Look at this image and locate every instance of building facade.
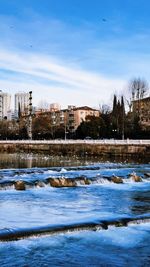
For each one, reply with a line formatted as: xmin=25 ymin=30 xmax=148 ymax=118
xmin=132 ymin=96 xmax=150 ymax=130
xmin=50 ymin=103 xmax=61 ymax=112
xmin=73 ymin=106 xmax=100 ymax=131
xmin=0 ymin=90 xmax=11 ymax=120
xmin=35 ymin=105 xmax=100 ymax=133
xmin=15 ymin=92 xmax=30 ymax=118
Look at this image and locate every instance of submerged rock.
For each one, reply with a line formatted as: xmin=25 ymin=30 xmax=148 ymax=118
xmin=75 ymin=176 xmax=91 ymax=185
xmin=0 ymin=181 xmax=14 ymax=190
xmin=49 ymin=177 xmax=76 ymax=187
xmin=144 ymin=173 xmax=150 ymax=178
xmin=48 ymin=176 xmax=92 ymax=187
xmin=111 ymin=176 xmax=123 ymax=184
xmin=62 ymin=178 xmax=76 ymax=187
xmin=35 ymin=181 xmax=45 ymax=188
xmin=84 ymin=178 xmax=91 ymax=185
xmin=49 ymin=178 xmax=61 ymax=187
xmin=14 ymin=180 xmax=26 ymax=190
xmin=130 ymin=173 xmax=142 ymax=182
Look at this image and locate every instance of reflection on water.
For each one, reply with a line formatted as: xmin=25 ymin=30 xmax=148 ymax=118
xmin=0 ymin=153 xmax=93 ymax=169
xmin=0 ymin=152 xmax=149 ymax=170
xmin=130 ymin=191 xmax=150 ymax=215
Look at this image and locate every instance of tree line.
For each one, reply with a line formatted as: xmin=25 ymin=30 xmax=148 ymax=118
xmin=0 ymin=77 xmax=149 ymax=140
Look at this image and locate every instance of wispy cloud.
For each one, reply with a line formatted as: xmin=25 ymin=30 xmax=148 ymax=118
xmin=0 ymin=48 xmax=125 ymax=108
xmin=0 ymin=11 xmax=150 ymax=109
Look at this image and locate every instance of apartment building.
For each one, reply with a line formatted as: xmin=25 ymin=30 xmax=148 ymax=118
xmin=15 ymin=92 xmax=29 ymax=117
xmin=73 ymin=106 xmax=100 ymax=130
xmin=50 ymin=103 xmax=61 ymax=112
xmin=132 ymin=96 xmax=150 ymax=130
xmin=0 ymin=90 xmax=11 ymax=120
xmin=35 ymin=105 xmax=100 ymax=133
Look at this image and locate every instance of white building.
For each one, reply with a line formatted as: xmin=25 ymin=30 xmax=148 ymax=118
xmin=50 ymin=103 xmax=61 ymax=112
xmin=0 ymin=90 xmax=11 ymax=120
xmin=15 ymin=92 xmax=29 ymax=117
xmin=7 ymin=110 xmax=16 ymax=121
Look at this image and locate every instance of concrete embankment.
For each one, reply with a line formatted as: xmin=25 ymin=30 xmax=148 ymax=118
xmin=0 ymin=140 xmax=150 ymax=159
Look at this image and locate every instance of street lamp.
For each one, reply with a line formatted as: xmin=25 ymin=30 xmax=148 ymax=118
xmin=64 ymin=123 xmax=68 ymax=140
xmin=112 ymin=129 xmax=117 ymax=138
xmin=28 ymin=91 xmax=32 ymax=140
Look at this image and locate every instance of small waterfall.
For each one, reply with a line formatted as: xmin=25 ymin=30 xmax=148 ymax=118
xmin=0 ymin=215 xmax=149 ymax=242
xmin=128 ymin=218 xmax=150 ymax=226
xmin=0 ymin=172 xmax=149 ymax=191
xmin=91 ymin=177 xmax=111 ymax=184
xmin=0 ymin=182 xmax=14 ymax=191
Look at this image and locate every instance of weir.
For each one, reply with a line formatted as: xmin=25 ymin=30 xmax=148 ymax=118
xmin=0 ymin=140 xmax=150 ymax=159
xmin=0 ymin=215 xmax=150 ymax=242
xmin=0 ymin=174 xmax=149 ymax=191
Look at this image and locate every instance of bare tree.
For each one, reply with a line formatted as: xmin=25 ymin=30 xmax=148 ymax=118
xmin=129 ymin=77 xmax=149 ymax=101
xmin=38 ymin=100 xmax=49 ymax=110
xmin=99 ymin=104 xmax=111 ymax=114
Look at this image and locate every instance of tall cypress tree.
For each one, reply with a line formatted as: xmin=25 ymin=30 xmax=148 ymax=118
xmin=112 ymin=95 xmax=126 ymax=139
xmin=111 ymin=95 xmax=119 ymax=138
xmin=112 ymin=94 xmax=117 ymax=114
xmin=18 ymin=102 xmax=21 ymax=119
xmin=120 ymin=96 xmax=125 ymax=139
xmin=121 ymin=96 xmax=125 ymax=116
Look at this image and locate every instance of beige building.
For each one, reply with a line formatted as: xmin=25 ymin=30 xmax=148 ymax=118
xmin=67 ymin=106 xmax=100 ymax=132
xmin=35 ymin=105 xmax=100 ymax=132
xmin=132 ymin=96 xmax=150 ymax=130
xmin=51 ymin=105 xmax=100 ymax=132
xmin=74 ymin=106 xmax=100 ymax=126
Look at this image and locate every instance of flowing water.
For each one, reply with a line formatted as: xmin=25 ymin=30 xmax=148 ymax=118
xmin=0 ymin=153 xmax=150 ymax=267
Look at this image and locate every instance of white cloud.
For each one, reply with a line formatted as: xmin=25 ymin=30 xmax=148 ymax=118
xmin=0 ymin=48 xmax=125 ymax=109
xmin=0 ymin=13 xmax=150 ymax=111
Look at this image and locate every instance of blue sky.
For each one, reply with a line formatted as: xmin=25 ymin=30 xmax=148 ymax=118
xmin=0 ymin=0 xmax=150 ymax=109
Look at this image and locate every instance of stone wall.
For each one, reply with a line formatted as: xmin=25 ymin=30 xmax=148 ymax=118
xmin=0 ymin=142 xmax=149 ymax=159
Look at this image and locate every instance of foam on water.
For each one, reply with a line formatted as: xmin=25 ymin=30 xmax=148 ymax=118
xmin=0 ymin=161 xmax=150 ymax=266
xmin=0 ymin=214 xmax=150 ymax=242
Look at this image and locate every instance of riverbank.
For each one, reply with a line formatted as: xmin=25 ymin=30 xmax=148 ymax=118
xmin=0 ymin=140 xmax=150 ymax=160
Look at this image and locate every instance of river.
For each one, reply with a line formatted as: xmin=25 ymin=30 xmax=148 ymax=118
xmin=0 ymin=153 xmax=150 ymax=267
